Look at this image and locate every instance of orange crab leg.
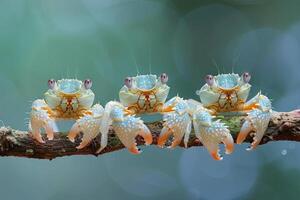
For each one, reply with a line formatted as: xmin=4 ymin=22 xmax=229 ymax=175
xmin=157 ymin=127 xmax=173 ymax=147
xmin=241 ymin=103 xmax=259 ymax=112
xmin=160 ymin=105 xmax=174 ymax=113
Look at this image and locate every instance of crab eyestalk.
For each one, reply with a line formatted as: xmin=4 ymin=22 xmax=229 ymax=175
xmin=84 ymin=79 xmax=92 ymax=89
xmin=124 ymin=77 xmax=133 ymax=89
xmin=242 ymin=72 xmax=251 ymax=83
xmin=205 ymin=75 xmax=214 ymax=86
xmin=160 ymin=73 xmax=168 ymax=84
xmin=48 ymin=79 xmax=56 ymax=89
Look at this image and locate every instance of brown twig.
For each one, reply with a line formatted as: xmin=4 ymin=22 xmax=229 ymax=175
xmin=0 ymin=110 xmax=300 ymax=160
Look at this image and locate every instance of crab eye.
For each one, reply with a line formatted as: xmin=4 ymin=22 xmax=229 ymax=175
xmin=205 ymin=75 xmax=214 ymax=86
xmin=124 ymin=77 xmax=132 ymax=88
xmin=242 ymin=72 xmax=251 ymax=83
xmin=160 ymin=73 xmax=168 ymax=84
xmin=84 ymin=79 xmax=92 ymax=89
xmin=48 ymin=79 xmax=56 ymax=89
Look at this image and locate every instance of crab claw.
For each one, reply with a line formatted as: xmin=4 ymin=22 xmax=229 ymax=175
xmin=237 ymin=94 xmax=272 ymax=150
xmin=97 ymin=101 xmax=152 ymax=154
xmin=197 ymin=121 xmax=233 ymax=160
xmin=113 ymin=117 xmax=152 ymax=154
xmin=68 ymin=104 xmax=104 ymax=149
xmin=157 ymin=111 xmax=191 ymax=148
xmin=29 ymin=99 xmax=57 ymax=143
xmin=193 ymin=109 xmax=234 ymax=160
xmin=158 ymin=97 xmax=192 ymax=149
xmin=237 ymin=109 xmax=271 ymax=150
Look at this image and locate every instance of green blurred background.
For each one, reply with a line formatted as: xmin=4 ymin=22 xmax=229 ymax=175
xmin=0 ymin=0 xmax=300 ymax=199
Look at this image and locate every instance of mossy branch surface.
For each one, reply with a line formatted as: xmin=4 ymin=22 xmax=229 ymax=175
xmin=0 ymin=110 xmax=300 ymax=160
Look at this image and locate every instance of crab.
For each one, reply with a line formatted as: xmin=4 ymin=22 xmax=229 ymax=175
xmin=29 ymin=79 xmax=105 ymax=149
xmin=119 ymin=74 xmax=173 ymax=114
xmin=157 ymin=72 xmax=272 ymax=160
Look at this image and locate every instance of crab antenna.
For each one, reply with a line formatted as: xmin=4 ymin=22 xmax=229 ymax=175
xmin=60 ymin=71 xmax=63 ymax=81
xmin=135 ymin=60 xmax=140 ymax=75
xmin=149 ymin=51 xmax=152 ymax=75
xmin=148 ymin=42 xmax=152 ymax=75
xmin=211 ymin=58 xmax=220 ymax=74
xmin=222 ymin=64 xmax=225 ymax=74
xmin=67 ymin=67 xmax=70 ymax=79
xmin=74 ymin=68 xmax=79 ymax=80
xmin=130 ymin=50 xmax=140 ymax=75
xmin=232 ymin=49 xmax=241 ymax=73
xmin=60 ymin=71 xmax=64 ymax=80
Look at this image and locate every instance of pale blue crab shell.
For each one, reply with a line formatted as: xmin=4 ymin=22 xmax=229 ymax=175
xmin=119 ymin=74 xmax=170 ymax=108
xmin=58 ymin=79 xmax=82 ymax=94
xmin=44 ymin=79 xmax=95 ymax=110
xmin=214 ymin=73 xmax=240 ymax=89
xmin=196 ymin=73 xmax=251 ymax=107
xmin=134 ymin=75 xmax=157 ymax=90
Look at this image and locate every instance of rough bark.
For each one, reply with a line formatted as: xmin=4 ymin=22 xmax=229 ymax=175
xmin=0 ymin=110 xmax=300 ymax=160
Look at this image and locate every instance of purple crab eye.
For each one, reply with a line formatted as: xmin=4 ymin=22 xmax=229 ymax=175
xmin=205 ymin=75 xmax=214 ymax=86
xmin=84 ymin=79 xmax=92 ymax=89
xmin=242 ymin=72 xmax=251 ymax=83
xmin=48 ymin=79 xmax=56 ymax=89
xmin=124 ymin=77 xmax=132 ymax=88
xmin=160 ymin=73 xmax=168 ymax=84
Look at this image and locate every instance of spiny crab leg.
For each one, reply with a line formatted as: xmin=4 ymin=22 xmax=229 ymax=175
xmin=29 ymin=99 xmax=57 ymax=143
xmin=97 ymin=101 xmax=152 ymax=154
xmin=68 ymin=104 xmax=104 ymax=149
xmin=158 ymin=97 xmax=234 ymax=160
xmin=236 ymin=93 xmax=272 ymax=150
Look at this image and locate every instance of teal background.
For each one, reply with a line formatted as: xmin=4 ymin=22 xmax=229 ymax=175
xmin=0 ymin=0 xmax=300 ymax=199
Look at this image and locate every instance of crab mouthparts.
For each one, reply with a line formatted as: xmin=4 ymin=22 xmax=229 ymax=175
xmin=61 ymin=98 xmax=79 ymax=113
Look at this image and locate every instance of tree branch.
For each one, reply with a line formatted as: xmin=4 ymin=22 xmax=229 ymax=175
xmin=0 ymin=110 xmax=300 ymax=160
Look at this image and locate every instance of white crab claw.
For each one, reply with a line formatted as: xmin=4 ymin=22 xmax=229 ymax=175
xmin=199 ymin=124 xmax=233 ymax=161
xmin=96 ymin=101 xmax=152 ymax=154
xmin=237 ymin=94 xmax=272 ymax=150
xmin=67 ymin=104 xmax=103 ymax=149
xmin=113 ymin=116 xmax=152 ymax=154
xmin=29 ymin=99 xmax=57 ymax=143
xmin=237 ymin=108 xmax=271 ymax=150
xmin=193 ymin=109 xmax=234 ymax=161
xmin=158 ymin=97 xmax=192 ymax=149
